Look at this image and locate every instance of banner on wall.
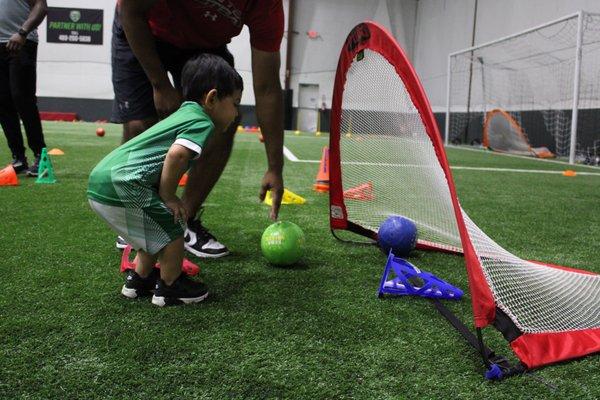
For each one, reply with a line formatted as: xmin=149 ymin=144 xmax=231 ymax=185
xmin=46 ymin=7 xmax=103 ymax=45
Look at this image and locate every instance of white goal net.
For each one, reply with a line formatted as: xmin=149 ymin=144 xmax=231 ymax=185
xmin=446 ymin=11 xmax=600 ymax=164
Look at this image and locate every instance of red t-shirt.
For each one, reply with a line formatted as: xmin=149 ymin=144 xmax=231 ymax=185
xmin=118 ymin=0 xmax=284 ymax=51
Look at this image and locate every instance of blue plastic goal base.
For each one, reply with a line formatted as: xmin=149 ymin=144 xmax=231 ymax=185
xmin=378 ymin=252 xmax=463 ymax=300
xmin=485 ymin=364 xmax=504 ymax=380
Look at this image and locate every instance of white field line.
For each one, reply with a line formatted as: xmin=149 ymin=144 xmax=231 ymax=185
xmin=451 ymin=166 xmax=600 ymax=176
xmin=447 ymin=144 xmax=600 ymax=171
xmin=282 ymin=146 xmax=600 ymax=176
xmin=282 ymin=146 xmax=299 ymax=162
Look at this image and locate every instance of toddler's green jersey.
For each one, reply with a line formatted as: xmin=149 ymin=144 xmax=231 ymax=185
xmin=87 ymin=101 xmax=214 ymax=207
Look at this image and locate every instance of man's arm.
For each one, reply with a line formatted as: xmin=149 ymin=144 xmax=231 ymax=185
xmin=6 ymin=0 xmax=47 ymax=53
xmin=252 ymin=47 xmax=284 ymax=220
xmin=120 ymin=0 xmax=181 ymax=118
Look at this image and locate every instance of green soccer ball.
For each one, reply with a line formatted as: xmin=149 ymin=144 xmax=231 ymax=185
xmin=261 ymin=221 xmax=305 ymax=266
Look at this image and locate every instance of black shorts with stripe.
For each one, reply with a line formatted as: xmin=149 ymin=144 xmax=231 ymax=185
xmin=110 ymin=7 xmax=235 ymax=123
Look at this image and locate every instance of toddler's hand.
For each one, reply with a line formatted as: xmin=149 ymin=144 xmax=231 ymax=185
xmin=164 ymin=197 xmax=188 ymax=224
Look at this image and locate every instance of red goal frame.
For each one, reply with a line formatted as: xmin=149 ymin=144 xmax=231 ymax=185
xmin=328 ymin=21 xmax=600 ymax=370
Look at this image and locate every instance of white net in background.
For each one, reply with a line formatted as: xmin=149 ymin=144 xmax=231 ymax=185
xmin=340 ymin=47 xmax=600 ymax=333
xmin=485 ymin=111 xmax=533 ymax=156
xmin=448 ymin=12 xmax=600 ymax=161
xmin=340 ymin=49 xmax=461 ymax=252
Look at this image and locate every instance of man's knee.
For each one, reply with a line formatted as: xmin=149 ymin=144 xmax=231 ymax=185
xmin=122 ymin=117 xmax=157 ymax=142
xmin=219 ymin=120 xmax=239 ymax=153
xmin=204 ymin=132 xmax=235 ymax=164
xmin=221 ymin=126 xmax=236 ymax=155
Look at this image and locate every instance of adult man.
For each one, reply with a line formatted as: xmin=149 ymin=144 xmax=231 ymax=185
xmin=113 ymin=0 xmax=285 ymax=258
xmin=0 ymin=0 xmax=48 ymax=176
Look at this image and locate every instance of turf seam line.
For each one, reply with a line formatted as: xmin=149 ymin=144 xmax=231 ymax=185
xmin=283 ymin=146 xmax=600 ymax=175
xmin=447 ymin=144 xmax=600 ymax=170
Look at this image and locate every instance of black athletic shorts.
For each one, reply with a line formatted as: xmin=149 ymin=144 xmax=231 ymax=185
xmin=110 ymin=7 xmax=235 ymax=123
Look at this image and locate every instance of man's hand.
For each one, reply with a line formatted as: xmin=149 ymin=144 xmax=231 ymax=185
xmin=7 ymin=0 xmax=47 ymax=54
xmin=6 ymin=33 xmax=26 ymax=53
xmin=153 ymin=84 xmax=182 ymax=119
xmin=164 ymin=196 xmax=188 ymax=223
xmin=259 ymin=169 xmax=284 ymax=220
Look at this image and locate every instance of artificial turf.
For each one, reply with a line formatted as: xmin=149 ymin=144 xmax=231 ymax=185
xmin=0 ymin=121 xmax=598 ymax=399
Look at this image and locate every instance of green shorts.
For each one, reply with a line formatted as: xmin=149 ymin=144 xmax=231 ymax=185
xmin=89 ymin=198 xmax=185 ymax=255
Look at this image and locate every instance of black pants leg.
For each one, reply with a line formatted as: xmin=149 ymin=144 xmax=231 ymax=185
xmin=0 ymin=41 xmax=45 ymax=159
xmin=11 ymin=41 xmax=45 ymax=156
xmin=0 ymin=43 xmax=26 ymax=159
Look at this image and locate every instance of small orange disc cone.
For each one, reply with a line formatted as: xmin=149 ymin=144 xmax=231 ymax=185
xmin=178 ymin=173 xmax=188 ymax=186
xmin=0 ymin=164 xmax=19 ymax=186
xmin=343 ymin=182 xmax=374 ymax=201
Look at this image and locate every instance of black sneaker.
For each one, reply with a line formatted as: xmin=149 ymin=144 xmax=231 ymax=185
xmin=11 ymin=157 xmax=28 ymax=174
xmin=184 ymin=216 xmax=230 ymax=258
xmin=121 ymin=268 xmax=160 ymax=299
xmin=116 ymin=235 xmax=128 ymax=250
xmin=26 ymin=155 xmax=40 ymax=177
xmin=151 ymin=274 xmax=209 ymax=306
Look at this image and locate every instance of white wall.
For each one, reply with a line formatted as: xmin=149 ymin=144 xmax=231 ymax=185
xmin=38 ymin=0 xmax=114 ymax=99
xmin=412 ymin=0 xmax=476 ymax=112
xmin=37 ymin=1 xmax=289 ymax=106
xmin=289 ymin=0 xmax=418 ymax=108
xmin=38 ymin=1 xmax=600 ymax=113
xmin=414 ymin=0 xmax=600 ymax=111
xmin=229 ymin=0 xmax=289 ymax=106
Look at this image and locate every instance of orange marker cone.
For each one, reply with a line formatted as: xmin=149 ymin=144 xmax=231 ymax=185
xmin=343 ymin=182 xmax=374 ymax=201
xmin=313 ymin=146 xmax=329 ymax=192
xmin=48 ymin=148 xmax=65 ymax=155
xmin=263 ymin=188 xmax=306 ymax=206
xmin=120 ymin=245 xmax=200 ymax=276
xmin=0 ymin=164 xmax=19 ymax=186
xmin=562 ymin=170 xmax=577 ymax=177
xmin=178 ymin=173 xmax=188 ymax=186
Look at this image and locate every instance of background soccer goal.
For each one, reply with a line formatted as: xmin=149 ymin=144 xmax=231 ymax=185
xmin=446 ymin=11 xmax=600 ymax=164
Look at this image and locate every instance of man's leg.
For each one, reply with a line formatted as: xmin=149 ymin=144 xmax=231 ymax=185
xmin=9 ymin=41 xmax=47 ymax=175
xmin=0 ymin=44 xmax=27 ymax=171
xmin=122 ymin=117 xmax=158 ymax=143
xmin=171 ymin=46 xmax=237 ymax=258
xmin=111 ymin=6 xmax=158 ymax=143
xmin=182 ymin=121 xmax=237 ymax=215
xmin=181 ymin=120 xmax=238 ymax=258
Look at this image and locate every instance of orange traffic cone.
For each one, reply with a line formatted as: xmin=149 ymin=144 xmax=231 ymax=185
xmin=344 ymin=182 xmax=374 ymax=201
xmin=313 ymin=146 xmax=329 ymax=192
xmin=120 ymin=245 xmax=200 ymax=276
xmin=0 ymin=164 xmax=19 ymax=186
xmin=178 ymin=173 xmax=188 ymax=186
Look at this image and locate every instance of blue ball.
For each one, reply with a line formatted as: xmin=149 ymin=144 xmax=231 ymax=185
xmin=378 ymin=215 xmax=418 ymax=256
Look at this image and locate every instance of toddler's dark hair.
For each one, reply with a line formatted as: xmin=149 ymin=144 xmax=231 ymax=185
xmin=181 ymin=53 xmax=243 ymax=101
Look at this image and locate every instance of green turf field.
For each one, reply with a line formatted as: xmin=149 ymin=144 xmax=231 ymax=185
xmin=0 ymin=122 xmax=598 ymax=399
